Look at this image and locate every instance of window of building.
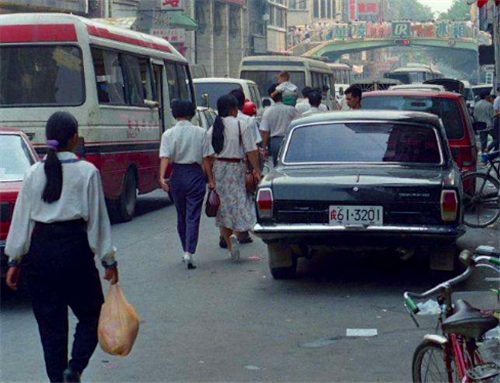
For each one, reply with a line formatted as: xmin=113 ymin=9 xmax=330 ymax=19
xmin=321 ymin=0 xmax=326 ymax=18
xmin=289 ymin=0 xmax=297 ymax=9
xmin=313 ymin=0 xmax=319 ymax=18
xmin=277 ymin=7 xmax=285 ymax=28
xmin=269 ymin=6 xmax=275 ymax=25
xmin=327 ymin=0 xmax=333 ymax=19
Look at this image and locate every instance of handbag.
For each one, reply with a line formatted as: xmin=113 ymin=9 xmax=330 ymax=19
xmin=205 ymin=189 xmax=220 ymax=218
xmin=238 ymin=122 xmax=259 ymax=196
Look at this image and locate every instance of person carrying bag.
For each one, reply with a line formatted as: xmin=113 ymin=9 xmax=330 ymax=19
xmin=5 ymin=112 xmax=118 ymax=383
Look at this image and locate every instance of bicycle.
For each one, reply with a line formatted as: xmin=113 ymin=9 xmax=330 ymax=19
xmin=462 ymin=153 xmax=500 ymax=228
xmin=404 ymin=246 xmax=500 ymax=383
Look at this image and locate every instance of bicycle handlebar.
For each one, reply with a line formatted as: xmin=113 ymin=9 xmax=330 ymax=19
xmin=404 ymin=255 xmax=500 ymax=318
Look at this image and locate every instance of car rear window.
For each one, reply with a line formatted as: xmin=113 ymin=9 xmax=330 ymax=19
xmin=195 ymin=83 xmax=243 ymax=110
xmin=362 ymin=96 xmax=464 ymax=140
xmin=0 ymin=135 xmax=34 ymax=181
xmin=285 ymin=123 xmax=442 ymax=165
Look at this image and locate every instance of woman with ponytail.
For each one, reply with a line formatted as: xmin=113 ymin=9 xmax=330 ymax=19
xmin=5 ymin=112 xmax=118 ymax=383
xmin=206 ymin=95 xmax=262 ymax=261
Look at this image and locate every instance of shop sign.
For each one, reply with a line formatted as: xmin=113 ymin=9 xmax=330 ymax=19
xmin=392 ymin=22 xmax=411 ymax=38
xmin=150 ymin=28 xmax=186 ymax=43
xmin=161 ymin=0 xmax=185 ymax=10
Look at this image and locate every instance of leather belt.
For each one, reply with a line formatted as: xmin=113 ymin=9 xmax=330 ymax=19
xmin=216 ymin=158 xmax=244 ymax=163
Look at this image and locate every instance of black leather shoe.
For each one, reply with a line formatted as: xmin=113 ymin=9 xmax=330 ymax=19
xmin=63 ymin=368 xmax=81 ymax=383
xmin=219 ymin=236 xmax=228 ymax=249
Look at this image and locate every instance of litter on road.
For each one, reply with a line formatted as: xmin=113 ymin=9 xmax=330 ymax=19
xmin=346 ymin=329 xmax=378 ymax=337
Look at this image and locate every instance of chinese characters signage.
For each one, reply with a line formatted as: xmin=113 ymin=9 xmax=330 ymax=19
xmin=150 ymin=28 xmax=186 ymax=43
xmin=161 ymin=0 xmax=185 ymax=10
xmin=349 ymin=0 xmax=358 ymax=21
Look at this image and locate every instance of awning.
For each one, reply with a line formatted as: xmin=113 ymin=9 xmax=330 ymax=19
xmin=167 ymin=11 xmax=198 ymax=31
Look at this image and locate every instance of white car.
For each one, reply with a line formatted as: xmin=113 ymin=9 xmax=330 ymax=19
xmin=194 ymin=78 xmax=263 ymax=120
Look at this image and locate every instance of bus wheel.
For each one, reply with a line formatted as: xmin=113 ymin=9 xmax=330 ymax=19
xmin=114 ymin=169 xmax=137 ymax=222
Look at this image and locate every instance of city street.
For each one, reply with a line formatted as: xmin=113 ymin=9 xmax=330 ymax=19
xmin=2 ymin=191 xmax=498 ymax=383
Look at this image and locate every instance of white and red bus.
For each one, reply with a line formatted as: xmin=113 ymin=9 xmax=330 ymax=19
xmin=0 ymin=13 xmax=196 ymax=221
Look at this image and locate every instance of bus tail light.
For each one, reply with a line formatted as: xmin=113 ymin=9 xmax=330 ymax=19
xmin=257 ymin=188 xmax=273 ymax=219
xmin=441 ymin=190 xmax=458 ymax=222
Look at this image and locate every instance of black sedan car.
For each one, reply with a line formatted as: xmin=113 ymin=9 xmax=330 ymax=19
xmin=254 ymin=111 xmax=465 ymax=279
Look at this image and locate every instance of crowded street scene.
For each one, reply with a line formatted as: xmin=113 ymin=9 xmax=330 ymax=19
xmin=1 ymin=0 xmax=500 ymax=382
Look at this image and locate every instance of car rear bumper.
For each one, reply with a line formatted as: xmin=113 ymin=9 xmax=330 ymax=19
xmin=253 ymin=223 xmax=465 ymax=245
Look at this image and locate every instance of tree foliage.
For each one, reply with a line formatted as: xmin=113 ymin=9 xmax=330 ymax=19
xmin=385 ymin=0 xmax=435 ymax=21
xmin=438 ymin=0 xmax=471 ymax=21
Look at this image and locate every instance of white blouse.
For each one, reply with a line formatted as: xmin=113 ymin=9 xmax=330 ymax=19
xmin=206 ymin=116 xmax=257 ymax=159
xmin=5 ymin=152 xmax=116 ymax=266
xmin=159 ymin=120 xmax=210 ymax=165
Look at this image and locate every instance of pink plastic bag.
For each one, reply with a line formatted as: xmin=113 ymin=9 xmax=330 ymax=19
xmin=98 ymin=284 xmax=139 ymax=357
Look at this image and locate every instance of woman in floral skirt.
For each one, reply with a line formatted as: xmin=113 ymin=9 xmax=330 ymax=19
xmin=206 ymin=95 xmax=262 ymax=261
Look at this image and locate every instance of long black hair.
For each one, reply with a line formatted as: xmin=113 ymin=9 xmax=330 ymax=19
xmin=42 ymin=112 xmax=79 ymax=204
xmin=212 ymin=94 xmax=238 ymax=154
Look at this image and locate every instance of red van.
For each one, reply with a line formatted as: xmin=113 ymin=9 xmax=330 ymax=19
xmin=362 ymin=91 xmax=477 ymax=174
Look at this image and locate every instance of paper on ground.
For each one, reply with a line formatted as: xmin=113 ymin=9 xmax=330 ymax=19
xmin=346 ymin=329 xmax=378 ymax=337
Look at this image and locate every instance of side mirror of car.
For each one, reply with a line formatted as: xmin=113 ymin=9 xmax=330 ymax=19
xmin=262 ymin=99 xmax=272 ymax=108
xmin=473 ymin=121 xmax=487 ymax=132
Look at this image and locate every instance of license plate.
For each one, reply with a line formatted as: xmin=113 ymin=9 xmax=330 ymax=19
xmin=329 ymin=206 xmax=383 ymax=226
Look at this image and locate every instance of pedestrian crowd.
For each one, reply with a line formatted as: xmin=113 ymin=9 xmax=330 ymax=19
xmin=474 ymin=86 xmax=500 ymax=157
xmin=3 ymin=69 xmax=364 ymax=382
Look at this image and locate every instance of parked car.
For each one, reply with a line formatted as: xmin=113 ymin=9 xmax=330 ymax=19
xmin=254 ymin=111 xmax=465 ymax=279
xmin=362 ymin=91 xmax=477 ymax=174
xmin=0 ymin=129 xmax=39 ymax=277
xmin=194 ymin=78 xmax=263 ymax=120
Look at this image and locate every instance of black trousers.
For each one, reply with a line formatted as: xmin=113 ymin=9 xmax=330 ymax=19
xmin=24 ymin=220 xmax=104 ymax=383
xmin=170 ymin=163 xmax=207 ymax=254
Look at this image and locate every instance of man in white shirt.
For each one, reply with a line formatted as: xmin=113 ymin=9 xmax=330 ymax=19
xmin=296 ymin=86 xmax=328 ymax=115
xmin=260 ymin=84 xmax=300 ymax=166
xmin=301 ymin=91 xmax=324 ymax=117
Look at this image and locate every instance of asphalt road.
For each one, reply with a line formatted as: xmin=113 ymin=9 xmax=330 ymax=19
xmin=1 ymin=190 xmax=499 ymax=383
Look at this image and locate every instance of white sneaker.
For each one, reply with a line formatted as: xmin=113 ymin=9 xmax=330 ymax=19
xmin=183 ymin=253 xmax=196 ymax=269
xmin=229 ymin=235 xmax=240 ymax=261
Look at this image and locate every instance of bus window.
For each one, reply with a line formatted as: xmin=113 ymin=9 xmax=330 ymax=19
xmin=122 ymin=55 xmax=149 ymax=106
xmin=240 ymin=70 xmax=306 ymax=97
xmin=165 ymin=62 xmax=180 ymax=102
xmin=176 ymin=64 xmax=191 ymax=102
xmin=1 ymin=45 xmax=85 ymax=107
xmin=91 ymin=48 xmax=126 ymax=105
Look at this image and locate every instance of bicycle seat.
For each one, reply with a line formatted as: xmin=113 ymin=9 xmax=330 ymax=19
xmin=442 ymin=300 xmax=499 ymax=339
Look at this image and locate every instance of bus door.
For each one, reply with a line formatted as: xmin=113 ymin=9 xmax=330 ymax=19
xmin=152 ymin=59 xmax=166 ymax=134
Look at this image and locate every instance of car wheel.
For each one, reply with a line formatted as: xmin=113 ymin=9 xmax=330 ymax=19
xmin=268 ymin=244 xmax=297 ymax=279
xmin=112 ymin=169 xmax=137 ymax=223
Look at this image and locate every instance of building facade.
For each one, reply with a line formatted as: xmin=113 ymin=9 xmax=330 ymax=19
xmin=288 ymin=0 xmax=341 ymax=27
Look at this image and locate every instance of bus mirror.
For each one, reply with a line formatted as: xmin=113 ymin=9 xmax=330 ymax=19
xmin=262 ymin=99 xmax=272 ymax=108
xmin=201 ymin=93 xmax=209 ymax=107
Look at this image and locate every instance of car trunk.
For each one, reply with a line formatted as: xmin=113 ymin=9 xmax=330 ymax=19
xmin=271 ymin=166 xmax=446 ymax=226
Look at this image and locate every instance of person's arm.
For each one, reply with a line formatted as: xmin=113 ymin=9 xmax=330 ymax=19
xmin=158 ymin=131 xmax=172 ymax=192
xmin=202 ymin=131 xmax=215 ymax=189
xmin=260 ymin=111 xmax=270 ymax=153
xmin=87 ymin=170 xmax=118 ymax=284
xmin=159 ymin=157 xmax=170 ymax=193
xmin=5 ymin=171 xmax=35 ymax=290
xmin=247 ymin=150 xmax=262 ymax=182
xmin=203 ymin=156 xmax=215 ymax=189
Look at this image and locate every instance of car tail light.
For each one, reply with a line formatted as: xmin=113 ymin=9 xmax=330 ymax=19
xmin=257 ymin=188 xmax=273 ymax=219
xmin=0 ymin=203 xmax=13 ymax=223
xmin=441 ymin=190 xmax=458 ymax=222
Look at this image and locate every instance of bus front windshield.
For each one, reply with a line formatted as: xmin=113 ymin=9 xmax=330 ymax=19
xmin=240 ymin=70 xmax=306 ymax=98
xmin=0 ymin=46 xmax=85 ymax=107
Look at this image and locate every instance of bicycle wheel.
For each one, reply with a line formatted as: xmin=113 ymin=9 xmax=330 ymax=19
xmin=412 ymin=341 xmax=459 ymax=383
xmin=462 ymin=172 xmax=500 ymax=228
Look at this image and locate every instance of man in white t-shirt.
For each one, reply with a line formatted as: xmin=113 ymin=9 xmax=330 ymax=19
xmin=301 ymin=91 xmax=324 ymax=118
xmin=296 ymin=87 xmax=328 ymax=115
